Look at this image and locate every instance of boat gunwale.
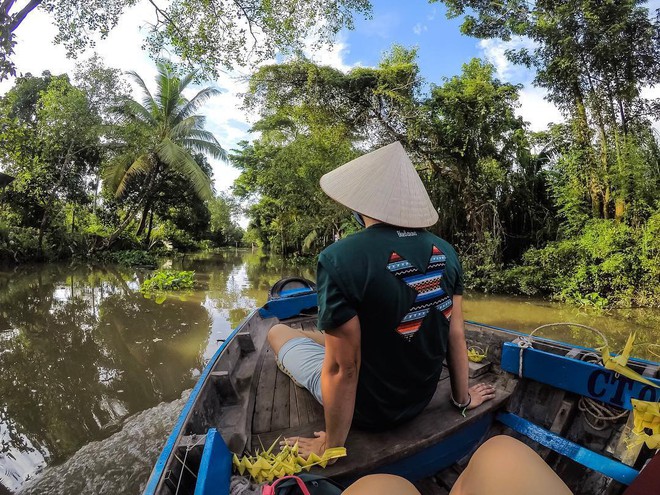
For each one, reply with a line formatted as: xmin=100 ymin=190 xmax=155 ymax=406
xmin=143 ymin=308 xmax=261 ymax=495
xmin=144 ymin=299 xmax=660 ymax=494
xmin=466 ymin=320 xmax=660 ymax=367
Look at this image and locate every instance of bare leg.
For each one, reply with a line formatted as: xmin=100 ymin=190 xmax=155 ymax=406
xmin=267 ymin=323 xmax=325 ymax=355
xmin=343 ymin=475 xmax=420 ymax=495
xmin=450 ymin=436 xmax=572 ymax=495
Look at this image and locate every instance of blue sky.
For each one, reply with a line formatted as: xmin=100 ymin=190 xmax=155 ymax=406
xmin=340 ymin=0 xmax=478 ymax=84
xmin=1 ymin=0 xmax=564 ymax=193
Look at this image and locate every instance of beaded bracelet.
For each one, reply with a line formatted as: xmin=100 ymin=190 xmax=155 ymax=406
xmin=450 ymin=392 xmax=472 ymax=417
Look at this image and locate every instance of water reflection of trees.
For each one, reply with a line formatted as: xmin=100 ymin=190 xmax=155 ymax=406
xmin=0 ymin=250 xmax=318 ymax=492
xmin=174 ymin=250 xmax=314 ymax=328
xmin=0 ymin=264 xmax=210 ymax=479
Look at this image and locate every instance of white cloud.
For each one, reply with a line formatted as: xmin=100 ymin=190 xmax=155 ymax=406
xmin=478 ymin=37 xmax=535 ymax=81
xmin=305 ymin=32 xmax=355 ymax=72
xmin=478 ymin=38 xmax=563 ymax=131
xmin=517 ymin=87 xmax=563 ymax=131
xmin=427 ymin=7 xmax=438 ymax=21
xmin=413 ymin=23 xmax=428 ymax=36
xmin=641 ymin=85 xmax=660 ymax=135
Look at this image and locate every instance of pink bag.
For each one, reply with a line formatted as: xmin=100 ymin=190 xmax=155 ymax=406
xmin=262 ymin=476 xmax=312 ymax=495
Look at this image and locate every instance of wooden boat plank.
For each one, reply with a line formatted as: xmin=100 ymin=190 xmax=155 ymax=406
xmin=299 ymin=320 xmax=318 ymax=332
xmin=289 ymin=379 xmax=301 ymax=428
xmin=414 ymin=477 xmax=450 ymax=495
xmin=271 ymin=367 xmax=291 ymax=431
xmin=293 ymin=378 xmax=316 ymax=425
xmin=253 ymin=347 xmax=279 ymax=434
xmin=257 ymin=372 xmax=512 ymax=479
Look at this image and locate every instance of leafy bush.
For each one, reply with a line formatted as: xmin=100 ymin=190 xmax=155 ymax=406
xmin=110 ymin=250 xmax=158 ymax=267
xmin=459 ymin=233 xmax=513 ymax=293
xmin=0 ymin=210 xmax=42 ymax=262
xmin=506 ymin=218 xmax=660 ymax=307
xmin=140 ymin=270 xmax=195 ymax=292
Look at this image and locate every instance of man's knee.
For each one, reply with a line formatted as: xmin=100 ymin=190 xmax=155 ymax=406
xmin=267 ymin=324 xmax=298 ymax=354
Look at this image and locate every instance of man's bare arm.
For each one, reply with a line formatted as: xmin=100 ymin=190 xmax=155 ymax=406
xmin=447 ymin=295 xmax=470 ymax=404
xmin=322 ymin=315 xmax=361 ymax=449
xmin=282 ymin=315 xmax=360 ymax=456
xmin=446 ymin=295 xmax=496 ymax=409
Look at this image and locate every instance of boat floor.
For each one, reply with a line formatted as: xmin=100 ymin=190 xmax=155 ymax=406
xmin=250 ymin=318 xmax=513 ymax=480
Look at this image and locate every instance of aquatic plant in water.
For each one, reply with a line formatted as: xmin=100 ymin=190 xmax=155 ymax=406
xmin=140 ymin=270 xmax=195 ymax=304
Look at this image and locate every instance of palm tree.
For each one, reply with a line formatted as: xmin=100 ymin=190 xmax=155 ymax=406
xmin=101 ymin=63 xmax=226 ymax=248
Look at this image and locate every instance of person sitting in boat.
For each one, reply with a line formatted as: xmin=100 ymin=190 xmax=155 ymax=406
xmin=267 ymin=141 xmax=496 ymax=457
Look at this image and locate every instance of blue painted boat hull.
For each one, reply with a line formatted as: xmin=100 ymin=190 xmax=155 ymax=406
xmin=145 ymin=290 xmax=660 ymax=495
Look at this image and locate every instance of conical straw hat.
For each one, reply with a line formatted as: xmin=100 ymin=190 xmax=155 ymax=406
xmin=320 ymin=141 xmax=438 ymax=228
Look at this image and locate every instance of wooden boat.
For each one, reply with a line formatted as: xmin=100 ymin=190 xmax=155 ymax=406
xmin=144 ymin=278 xmax=660 ymax=495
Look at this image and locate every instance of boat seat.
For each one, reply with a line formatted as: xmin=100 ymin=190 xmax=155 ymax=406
xmin=497 ymin=412 xmax=638 ymax=485
xmin=251 ymin=320 xmax=513 ymax=482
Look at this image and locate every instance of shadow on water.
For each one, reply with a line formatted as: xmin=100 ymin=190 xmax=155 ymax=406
xmin=0 ymin=250 xmax=656 ymax=494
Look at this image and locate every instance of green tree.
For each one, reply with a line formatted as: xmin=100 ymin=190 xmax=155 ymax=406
xmin=423 ymin=59 xmax=551 ymax=258
xmin=1 ymin=0 xmax=371 ymax=80
xmin=0 ymin=72 xmax=102 ymax=257
xmin=433 ymin=0 xmax=660 ymax=223
xmin=242 ymin=51 xmax=549 ymax=265
xmin=208 ymin=193 xmax=243 ymax=247
xmin=101 ymin=63 xmax=225 ymax=249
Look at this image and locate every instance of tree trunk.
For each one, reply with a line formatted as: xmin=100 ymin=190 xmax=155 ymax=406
xmin=615 ymin=199 xmax=625 ymax=221
xmin=136 ymin=200 xmax=151 ymax=237
xmin=97 ymin=167 xmax=159 ymax=252
xmin=145 ymin=210 xmax=155 ymax=247
xmin=38 ymin=144 xmax=74 ymax=258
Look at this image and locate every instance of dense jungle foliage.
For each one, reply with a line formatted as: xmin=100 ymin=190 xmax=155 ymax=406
xmin=3 ymin=0 xmax=660 ymax=308
xmin=234 ymin=0 xmax=660 ymax=308
xmin=0 ymin=59 xmax=243 ymax=262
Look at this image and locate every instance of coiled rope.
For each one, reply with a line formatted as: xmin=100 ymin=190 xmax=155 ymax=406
xmin=516 ymin=322 xmax=609 ymax=378
xmin=577 ymin=352 xmax=628 ymax=430
xmin=517 ymin=323 xmax=626 ymax=430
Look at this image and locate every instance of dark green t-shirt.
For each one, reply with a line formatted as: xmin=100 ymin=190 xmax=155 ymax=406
xmin=317 ymin=223 xmax=464 ymax=430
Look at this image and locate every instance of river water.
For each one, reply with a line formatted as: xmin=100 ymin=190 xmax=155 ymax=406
xmin=0 ymin=250 xmax=658 ymax=494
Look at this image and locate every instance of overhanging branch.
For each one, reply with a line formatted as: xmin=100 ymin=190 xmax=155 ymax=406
xmin=8 ymin=0 xmax=41 ymax=32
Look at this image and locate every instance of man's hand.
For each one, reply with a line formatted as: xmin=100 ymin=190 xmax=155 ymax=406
xmin=281 ymin=431 xmax=327 ymax=457
xmin=467 ymin=382 xmax=496 ymax=410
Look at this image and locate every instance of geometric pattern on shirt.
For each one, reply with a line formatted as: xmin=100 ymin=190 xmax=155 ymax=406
xmin=386 ymin=244 xmax=453 ymax=341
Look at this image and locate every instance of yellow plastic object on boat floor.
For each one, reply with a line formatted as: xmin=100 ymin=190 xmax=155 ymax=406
xmin=628 ymin=399 xmax=660 ymax=450
xmin=468 ymin=346 xmax=487 ymax=363
xmin=233 ymin=438 xmax=347 ymax=483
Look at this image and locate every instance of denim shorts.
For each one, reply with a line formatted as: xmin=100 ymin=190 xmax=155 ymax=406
xmin=277 ymin=337 xmax=324 ymax=404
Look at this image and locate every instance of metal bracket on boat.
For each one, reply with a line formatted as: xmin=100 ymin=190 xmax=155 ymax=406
xmin=211 ymin=370 xmax=239 ymax=405
xmin=237 ymin=332 xmax=256 ymax=354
